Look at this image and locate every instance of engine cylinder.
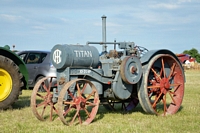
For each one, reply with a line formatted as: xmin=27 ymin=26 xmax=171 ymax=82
xmin=51 ymin=44 xmax=99 ymax=69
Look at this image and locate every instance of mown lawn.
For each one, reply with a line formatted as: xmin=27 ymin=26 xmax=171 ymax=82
xmin=0 ymin=70 xmax=199 ymax=133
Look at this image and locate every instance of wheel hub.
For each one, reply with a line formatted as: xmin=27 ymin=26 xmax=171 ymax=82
xmin=80 ymin=101 xmax=86 ymax=108
xmin=74 ymin=97 xmax=86 ymax=108
xmin=160 ymin=78 xmax=170 ymax=94
xmin=0 ymin=68 xmax=12 ymax=101
xmin=47 ymin=93 xmax=53 ymax=103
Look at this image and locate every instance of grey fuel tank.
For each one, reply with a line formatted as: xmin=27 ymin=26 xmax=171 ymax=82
xmin=51 ymin=44 xmax=99 ymax=69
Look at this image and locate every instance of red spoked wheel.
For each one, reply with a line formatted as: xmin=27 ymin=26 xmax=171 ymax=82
xmin=57 ymin=79 xmax=99 ymax=126
xmin=138 ymin=54 xmax=185 ymax=115
xmin=31 ymin=76 xmax=58 ymax=121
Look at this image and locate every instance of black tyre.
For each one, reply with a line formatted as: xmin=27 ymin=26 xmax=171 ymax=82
xmin=0 ymin=55 xmax=23 ymax=109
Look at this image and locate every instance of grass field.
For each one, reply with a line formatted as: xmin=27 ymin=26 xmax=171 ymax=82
xmin=0 ymin=70 xmax=199 ymax=133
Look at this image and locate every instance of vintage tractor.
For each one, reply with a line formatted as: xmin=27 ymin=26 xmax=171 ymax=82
xmin=31 ymin=16 xmax=185 ymax=125
xmin=0 ymin=45 xmax=28 ymax=109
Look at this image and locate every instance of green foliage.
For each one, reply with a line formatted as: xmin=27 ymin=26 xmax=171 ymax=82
xmin=183 ymin=48 xmax=200 ymax=62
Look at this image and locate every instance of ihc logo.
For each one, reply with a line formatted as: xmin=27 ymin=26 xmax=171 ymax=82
xmin=53 ymin=49 xmax=62 ymax=64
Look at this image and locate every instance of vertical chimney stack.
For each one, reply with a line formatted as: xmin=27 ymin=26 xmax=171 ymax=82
xmin=101 ymin=15 xmax=107 ymax=52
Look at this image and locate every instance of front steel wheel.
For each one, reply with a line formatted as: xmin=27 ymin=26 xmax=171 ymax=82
xmin=57 ymin=79 xmax=99 ymax=126
xmin=138 ymin=54 xmax=184 ymax=115
xmin=31 ymin=76 xmax=57 ymax=121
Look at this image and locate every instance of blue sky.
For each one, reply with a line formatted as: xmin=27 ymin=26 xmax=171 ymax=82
xmin=0 ymin=0 xmax=199 ymax=54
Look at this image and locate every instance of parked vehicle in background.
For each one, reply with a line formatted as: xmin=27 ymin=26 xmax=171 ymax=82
xmin=176 ymin=53 xmax=196 ymax=64
xmin=17 ymin=50 xmax=57 ymax=91
xmin=176 ymin=53 xmax=197 ymax=69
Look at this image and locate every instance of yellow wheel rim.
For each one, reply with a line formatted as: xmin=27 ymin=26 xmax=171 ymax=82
xmin=0 ymin=68 xmax=12 ymax=101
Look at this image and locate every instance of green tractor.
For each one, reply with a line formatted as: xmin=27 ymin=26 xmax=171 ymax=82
xmin=0 ymin=45 xmax=28 ymax=109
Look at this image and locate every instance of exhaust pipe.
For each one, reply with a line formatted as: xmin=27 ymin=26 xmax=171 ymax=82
xmin=101 ymin=15 xmax=107 ymax=52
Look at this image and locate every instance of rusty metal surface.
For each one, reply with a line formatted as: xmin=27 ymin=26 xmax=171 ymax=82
xmin=57 ymin=79 xmax=99 ymax=125
xmin=31 ymin=16 xmax=185 ymax=125
xmin=137 ymin=54 xmax=184 ymax=115
xmin=31 ymin=76 xmax=58 ymax=121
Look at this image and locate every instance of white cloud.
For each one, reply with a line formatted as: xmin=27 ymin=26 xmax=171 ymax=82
xmin=178 ymin=0 xmax=192 ymax=4
xmin=150 ymin=3 xmax=179 ymax=9
xmin=138 ymin=11 xmax=193 ymax=25
xmin=0 ymin=0 xmax=199 ymax=53
xmin=60 ymin=18 xmax=71 ymax=23
xmin=32 ymin=26 xmax=46 ymax=30
xmin=0 ymin=14 xmax=23 ymax=22
xmin=149 ymin=0 xmax=194 ymax=10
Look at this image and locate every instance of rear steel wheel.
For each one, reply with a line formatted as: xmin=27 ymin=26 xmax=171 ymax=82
xmin=57 ymin=79 xmax=99 ymax=126
xmin=31 ymin=76 xmax=57 ymax=121
xmin=138 ymin=54 xmax=184 ymax=115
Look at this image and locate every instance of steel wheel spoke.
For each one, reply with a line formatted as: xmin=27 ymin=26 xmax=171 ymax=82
xmin=41 ymin=105 xmax=47 ymax=117
xmin=151 ymin=68 xmax=161 ymax=80
xmin=171 ymin=83 xmax=181 ymax=94
xmin=81 ymin=83 xmax=88 ymax=94
xmin=169 ymin=91 xmax=176 ymax=105
xmin=170 ymin=83 xmax=181 ymax=87
xmin=147 ymin=85 xmax=160 ymax=89
xmin=53 ymin=105 xmax=58 ymax=113
xmin=48 ymin=77 xmax=53 ymax=92
xmin=162 ymin=94 xmax=167 ymax=116
xmin=42 ymin=82 xmax=49 ymax=92
xmin=84 ymin=108 xmax=90 ymax=117
xmin=76 ymin=82 xmax=81 ymax=96
xmin=169 ymin=90 xmax=175 ymax=95
xmin=63 ymin=107 xmax=72 ymax=117
xmin=86 ymin=90 xmax=95 ymax=100
xmin=77 ymin=113 xmax=82 ymax=124
xmin=67 ymin=90 xmax=75 ymax=100
xmin=50 ymin=103 xmax=54 ymax=121
xmin=70 ymin=109 xmax=79 ymax=125
xmin=152 ymin=95 xmax=158 ymax=105
xmin=161 ymin=57 xmax=166 ymax=78
xmin=168 ymin=63 xmax=176 ymax=80
xmin=159 ymin=67 xmax=163 ymax=78
xmin=86 ymin=101 xmax=97 ymax=107
xmin=63 ymin=101 xmax=76 ymax=105
xmin=36 ymin=93 xmax=45 ymax=99
xmin=152 ymin=91 xmax=163 ymax=108
xmin=36 ymin=101 xmax=46 ymax=108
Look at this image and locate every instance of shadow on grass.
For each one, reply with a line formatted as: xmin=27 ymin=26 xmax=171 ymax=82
xmin=97 ymin=103 xmax=146 ymax=115
xmin=6 ymin=93 xmax=184 ymax=125
xmin=97 ymin=103 xmax=184 ymax=116
xmin=12 ymin=96 xmax=31 ymax=109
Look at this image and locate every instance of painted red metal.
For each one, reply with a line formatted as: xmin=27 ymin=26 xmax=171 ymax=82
xmin=57 ymin=79 xmax=99 ymax=125
xmin=138 ymin=54 xmax=184 ymax=115
xmin=31 ymin=76 xmax=58 ymax=121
